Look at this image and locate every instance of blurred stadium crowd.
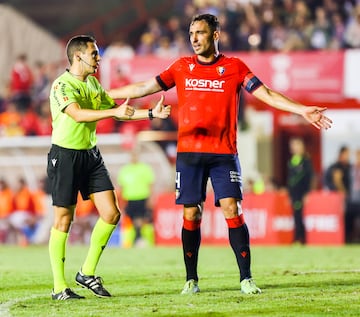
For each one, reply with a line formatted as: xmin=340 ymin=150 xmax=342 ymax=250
xmin=1 ymin=0 xmax=360 ymax=245
xmin=136 ymin=0 xmax=360 ymax=55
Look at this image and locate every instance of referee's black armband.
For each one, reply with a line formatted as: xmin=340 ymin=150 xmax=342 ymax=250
xmin=148 ymin=108 xmax=154 ymax=120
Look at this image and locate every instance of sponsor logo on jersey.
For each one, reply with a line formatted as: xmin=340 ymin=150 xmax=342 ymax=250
xmin=185 ymin=78 xmax=225 ymax=92
xmin=189 ymin=63 xmax=195 ymax=72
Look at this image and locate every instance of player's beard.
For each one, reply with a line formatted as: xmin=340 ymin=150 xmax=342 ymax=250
xmin=194 ymin=44 xmax=216 ymax=60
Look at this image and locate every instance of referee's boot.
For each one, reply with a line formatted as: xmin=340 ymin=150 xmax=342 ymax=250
xmin=75 ymin=270 xmax=111 ymax=297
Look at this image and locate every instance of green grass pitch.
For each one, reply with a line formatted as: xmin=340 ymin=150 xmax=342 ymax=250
xmin=0 ymin=244 xmax=359 ymax=317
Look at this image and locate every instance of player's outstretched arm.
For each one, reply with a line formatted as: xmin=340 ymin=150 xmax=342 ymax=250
xmin=107 ymin=78 xmax=162 ymax=99
xmin=252 ymin=84 xmax=333 ymax=130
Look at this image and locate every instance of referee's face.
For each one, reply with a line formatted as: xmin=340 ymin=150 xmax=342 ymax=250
xmin=189 ymin=20 xmax=218 ymax=59
xmin=78 ymin=42 xmax=100 ymax=74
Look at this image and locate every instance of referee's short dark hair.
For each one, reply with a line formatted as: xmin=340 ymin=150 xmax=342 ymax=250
xmin=66 ymin=35 xmax=96 ymax=64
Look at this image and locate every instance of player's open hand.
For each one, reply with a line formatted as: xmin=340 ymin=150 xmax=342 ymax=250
xmin=302 ymin=106 xmax=332 ymax=130
xmin=114 ymin=97 xmax=135 ymax=120
xmin=152 ymin=95 xmax=171 ymax=119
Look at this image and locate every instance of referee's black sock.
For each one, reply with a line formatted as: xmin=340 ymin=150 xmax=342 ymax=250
xmin=182 ymin=218 xmax=201 ymax=281
xmin=227 ymin=215 xmax=252 ymax=281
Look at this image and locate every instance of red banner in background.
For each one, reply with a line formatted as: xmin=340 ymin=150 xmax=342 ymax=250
xmin=103 ymin=51 xmax=345 ymax=106
xmin=242 ymin=191 xmax=294 ymax=244
xmin=153 ymin=191 xmax=344 ymax=246
xmin=239 ymin=51 xmax=344 ymax=104
xmin=303 ymin=191 xmax=345 ymax=245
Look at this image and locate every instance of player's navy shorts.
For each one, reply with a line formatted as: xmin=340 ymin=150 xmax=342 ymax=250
xmin=47 ymin=144 xmax=114 ymax=207
xmin=175 ymin=152 xmax=243 ymax=207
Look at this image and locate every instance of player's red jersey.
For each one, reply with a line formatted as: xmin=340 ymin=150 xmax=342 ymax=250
xmin=157 ymin=54 xmax=262 ymax=154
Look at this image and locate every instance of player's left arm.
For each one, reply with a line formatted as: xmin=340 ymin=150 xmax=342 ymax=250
xmin=252 ymin=84 xmax=333 ymax=130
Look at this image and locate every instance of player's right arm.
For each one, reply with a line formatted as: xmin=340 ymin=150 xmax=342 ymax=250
xmin=107 ymin=77 xmax=162 ymax=99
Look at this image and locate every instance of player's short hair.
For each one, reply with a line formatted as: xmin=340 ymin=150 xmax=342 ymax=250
xmin=66 ymin=35 xmax=96 ymax=64
xmin=191 ymin=14 xmax=220 ymax=33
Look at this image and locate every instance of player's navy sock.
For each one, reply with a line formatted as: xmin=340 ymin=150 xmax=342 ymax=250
xmin=226 ymin=215 xmax=252 ymax=281
xmin=181 ymin=218 xmax=201 ymax=281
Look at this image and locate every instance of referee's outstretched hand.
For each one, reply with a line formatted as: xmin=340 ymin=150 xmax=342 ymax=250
xmin=115 ymin=97 xmax=135 ymax=120
xmin=153 ymin=95 xmax=171 ymax=119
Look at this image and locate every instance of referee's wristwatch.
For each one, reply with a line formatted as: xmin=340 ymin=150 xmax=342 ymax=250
xmin=148 ymin=108 xmax=154 ymax=120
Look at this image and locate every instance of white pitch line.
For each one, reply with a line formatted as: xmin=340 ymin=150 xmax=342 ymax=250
xmin=0 ymin=295 xmax=42 ymax=317
xmin=290 ymin=269 xmax=360 ymax=275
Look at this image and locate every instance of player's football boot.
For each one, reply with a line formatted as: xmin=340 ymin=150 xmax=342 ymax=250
xmin=51 ymin=288 xmax=85 ymax=300
xmin=75 ymin=270 xmax=111 ymax=297
xmin=240 ymin=278 xmax=261 ymax=294
xmin=181 ymin=279 xmax=200 ymax=295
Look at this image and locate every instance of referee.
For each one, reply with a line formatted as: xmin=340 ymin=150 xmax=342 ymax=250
xmin=47 ymin=35 xmax=171 ymax=300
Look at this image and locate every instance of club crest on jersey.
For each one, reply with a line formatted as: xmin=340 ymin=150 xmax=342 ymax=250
xmin=189 ymin=64 xmax=195 ymax=72
xmin=217 ymin=66 xmax=225 ymax=76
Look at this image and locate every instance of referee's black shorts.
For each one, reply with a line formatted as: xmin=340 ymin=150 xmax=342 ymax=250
xmin=125 ymin=199 xmax=148 ymax=220
xmin=47 ymin=144 xmax=114 ymax=207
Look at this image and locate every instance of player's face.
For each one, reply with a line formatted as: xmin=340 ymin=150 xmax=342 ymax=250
xmin=189 ymin=20 xmax=218 ymax=59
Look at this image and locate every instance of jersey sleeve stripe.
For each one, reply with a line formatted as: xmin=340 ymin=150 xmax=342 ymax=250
xmin=156 ymin=75 xmax=170 ymax=91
